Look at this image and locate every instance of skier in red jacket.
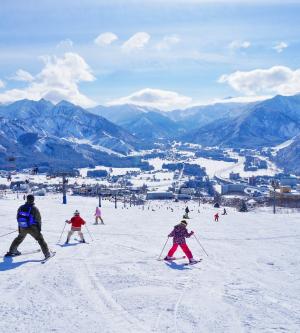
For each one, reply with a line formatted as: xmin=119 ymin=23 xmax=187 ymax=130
xmin=164 ymin=220 xmax=198 ymax=264
xmin=65 ymin=210 xmax=86 ymax=244
xmin=214 ymin=213 xmax=219 ymax=222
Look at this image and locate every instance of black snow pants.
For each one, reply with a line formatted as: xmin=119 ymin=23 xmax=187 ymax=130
xmin=9 ymin=225 xmax=50 ymax=256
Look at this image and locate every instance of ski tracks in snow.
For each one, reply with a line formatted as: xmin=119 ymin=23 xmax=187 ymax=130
xmin=152 ymin=263 xmax=200 ymax=333
xmin=74 ymin=244 xmax=150 ymax=333
xmin=173 ymin=273 xmax=195 ymax=333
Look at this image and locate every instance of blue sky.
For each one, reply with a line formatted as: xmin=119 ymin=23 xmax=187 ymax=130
xmin=0 ymin=0 xmax=300 ymax=110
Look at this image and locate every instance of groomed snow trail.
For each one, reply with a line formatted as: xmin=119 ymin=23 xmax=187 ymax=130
xmin=0 ymin=195 xmax=300 ymax=333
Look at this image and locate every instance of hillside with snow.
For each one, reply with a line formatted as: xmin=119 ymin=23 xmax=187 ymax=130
xmin=275 ymin=135 xmax=300 ymax=175
xmin=0 ymin=195 xmax=299 ymax=333
xmin=0 ymin=99 xmax=141 ymax=171
xmin=182 ymin=94 xmax=300 ymax=148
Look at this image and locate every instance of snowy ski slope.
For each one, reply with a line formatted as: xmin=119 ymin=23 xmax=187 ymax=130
xmin=0 ymin=195 xmax=299 ymax=333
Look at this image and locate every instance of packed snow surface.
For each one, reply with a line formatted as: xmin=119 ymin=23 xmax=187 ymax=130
xmin=0 ymin=195 xmax=300 ymax=333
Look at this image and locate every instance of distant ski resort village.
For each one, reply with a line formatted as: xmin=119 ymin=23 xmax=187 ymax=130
xmin=1 ymin=139 xmax=300 ymax=211
xmin=1 ymin=1 xmax=300 ymax=333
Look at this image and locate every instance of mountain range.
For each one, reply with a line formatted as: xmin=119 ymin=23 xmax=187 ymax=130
xmin=0 ymin=99 xmax=145 ymax=171
xmin=89 ymin=104 xmax=182 ymax=142
xmin=181 ymin=94 xmax=300 ymax=148
xmin=1 ymin=94 xmax=300 ymax=173
xmin=90 ymin=95 xmax=300 ymax=149
xmin=168 ymin=102 xmax=251 ymax=130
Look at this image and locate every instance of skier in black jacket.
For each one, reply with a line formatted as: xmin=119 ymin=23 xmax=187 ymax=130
xmin=5 ymin=194 xmax=50 ymax=259
xmin=183 ymin=206 xmax=190 ymax=219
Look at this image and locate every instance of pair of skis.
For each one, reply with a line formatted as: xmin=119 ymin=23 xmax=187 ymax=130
xmin=3 ymin=236 xmax=89 ymax=264
xmin=60 ymin=239 xmax=89 ymax=246
xmin=158 ymin=256 xmax=202 ymax=265
xmin=2 ymin=249 xmax=56 ymax=264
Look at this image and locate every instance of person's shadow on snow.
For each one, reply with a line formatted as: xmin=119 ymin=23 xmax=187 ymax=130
xmin=165 ymin=261 xmax=191 ymax=270
xmin=0 ymin=256 xmax=41 ymax=271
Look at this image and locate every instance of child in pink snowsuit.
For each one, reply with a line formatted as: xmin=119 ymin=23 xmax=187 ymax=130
xmin=94 ymin=206 xmax=104 ymax=225
xmin=165 ymin=220 xmax=197 ymax=264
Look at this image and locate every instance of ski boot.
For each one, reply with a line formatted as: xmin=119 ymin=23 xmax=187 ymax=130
xmin=44 ymin=252 xmax=51 ymax=260
xmin=5 ymin=250 xmax=21 ymax=257
xmin=189 ymin=258 xmax=199 ymax=265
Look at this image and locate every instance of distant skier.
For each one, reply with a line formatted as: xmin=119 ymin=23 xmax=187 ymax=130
xmin=164 ymin=220 xmax=198 ymax=264
xmin=94 ymin=206 xmax=104 ymax=225
xmin=214 ymin=213 xmax=219 ymax=222
xmin=222 ymin=208 xmax=227 ymax=215
xmin=65 ymin=210 xmax=86 ymax=244
xmin=5 ymin=194 xmax=51 ymax=259
xmin=183 ymin=206 xmax=190 ymax=219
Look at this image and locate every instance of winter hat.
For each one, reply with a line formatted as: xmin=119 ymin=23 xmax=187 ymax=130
xmin=74 ymin=210 xmax=80 ymax=215
xmin=26 ymin=194 xmax=35 ymax=204
xmin=181 ymin=220 xmax=188 ymax=226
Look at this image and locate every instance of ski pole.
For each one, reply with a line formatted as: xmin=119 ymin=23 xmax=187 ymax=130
xmin=57 ymin=221 xmax=67 ymax=244
xmin=85 ymin=224 xmax=94 ymax=241
xmin=157 ymin=237 xmax=169 ymax=260
xmin=0 ymin=230 xmax=17 ymax=238
xmin=194 ymin=234 xmax=209 ymax=257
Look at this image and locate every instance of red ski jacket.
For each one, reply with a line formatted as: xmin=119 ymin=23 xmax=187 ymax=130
xmin=68 ymin=216 xmax=85 ymax=228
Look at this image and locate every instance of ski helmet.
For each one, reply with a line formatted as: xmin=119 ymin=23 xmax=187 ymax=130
xmin=181 ymin=220 xmax=188 ymax=226
xmin=74 ymin=210 xmax=80 ymax=215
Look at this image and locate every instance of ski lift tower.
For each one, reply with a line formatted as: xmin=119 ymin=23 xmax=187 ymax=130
xmin=271 ymin=179 xmax=280 ymax=214
xmin=55 ymin=172 xmax=69 ymax=204
xmin=96 ymin=184 xmax=102 ymax=207
xmin=62 ymin=174 xmax=68 ymax=204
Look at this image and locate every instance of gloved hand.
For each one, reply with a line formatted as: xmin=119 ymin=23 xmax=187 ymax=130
xmin=190 ymin=231 xmax=194 ymax=235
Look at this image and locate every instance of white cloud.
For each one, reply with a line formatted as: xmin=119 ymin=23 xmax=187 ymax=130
xmin=122 ymin=32 xmax=151 ymax=52
xmin=273 ymin=41 xmax=288 ymax=53
xmin=156 ymin=35 xmax=181 ymax=51
xmin=94 ymin=32 xmax=118 ymax=46
xmin=108 ymin=88 xmax=192 ymax=111
xmin=228 ymin=40 xmax=251 ymax=50
xmin=0 ymin=53 xmax=96 ymax=107
xmin=219 ymin=66 xmax=300 ymax=96
xmin=56 ymin=38 xmax=74 ymax=49
xmin=211 ymin=95 xmax=271 ymax=105
xmin=0 ymin=79 xmax=5 ymax=88
xmin=11 ymin=69 xmax=34 ymax=82
xmin=186 ymin=94 xmax=271 ymax=109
